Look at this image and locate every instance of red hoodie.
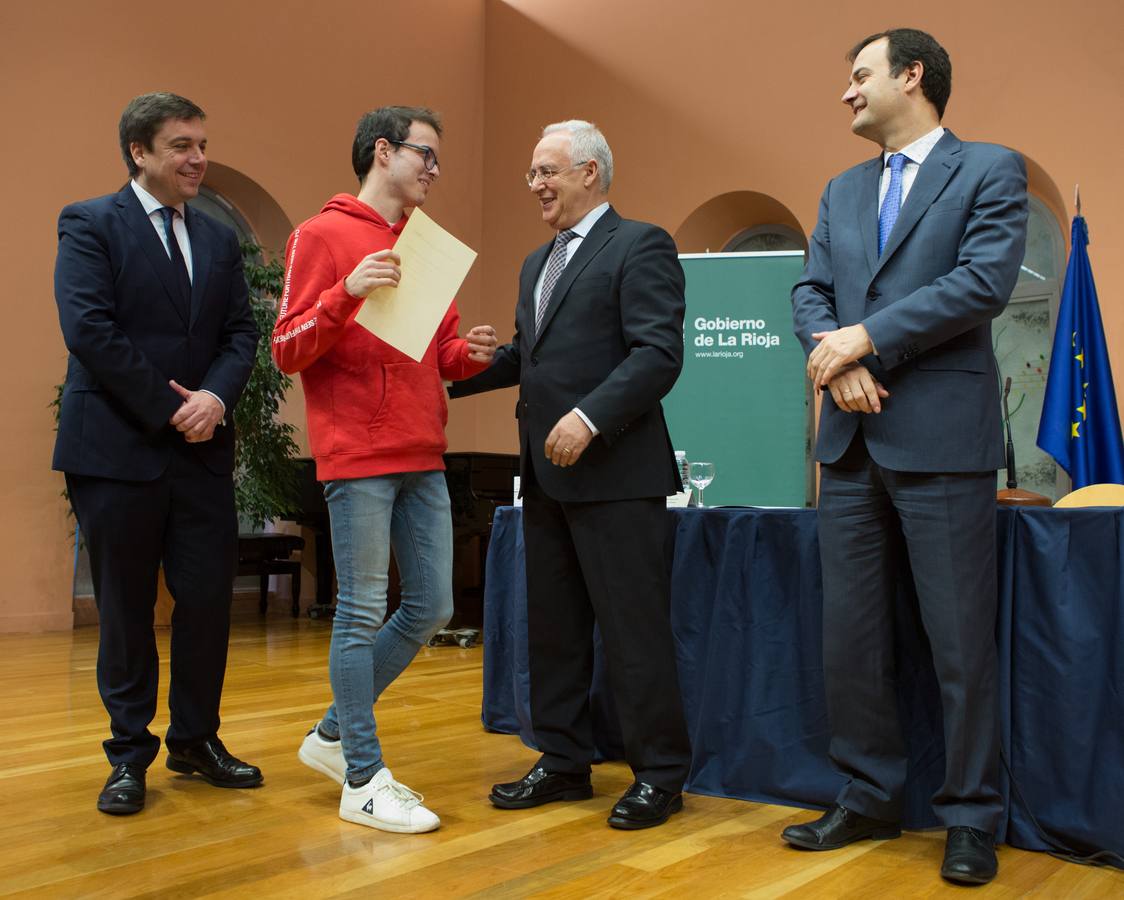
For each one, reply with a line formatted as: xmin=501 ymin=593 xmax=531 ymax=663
xmin=272 ymin=194 xmax=487 ymax=481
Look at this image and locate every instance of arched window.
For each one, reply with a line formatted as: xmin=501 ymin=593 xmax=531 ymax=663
xmin=992 ymin=196 xmax=1067 ymax=499
xmin=188 ymin=185 xmax=256 ymax=243
xmin=723 ymin=223 xmax=806 ymax=254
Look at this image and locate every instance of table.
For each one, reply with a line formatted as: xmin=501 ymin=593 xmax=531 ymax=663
xmin=481 ymin=506 xmax=1123 ymax=858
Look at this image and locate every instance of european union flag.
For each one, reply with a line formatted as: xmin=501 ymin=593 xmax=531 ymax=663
xmin=1037 ymin=216 xmax=1124 ymax=488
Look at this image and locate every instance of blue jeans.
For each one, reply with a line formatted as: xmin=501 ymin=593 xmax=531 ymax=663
xmin=318 ymin=471 xmax=454 ymax=783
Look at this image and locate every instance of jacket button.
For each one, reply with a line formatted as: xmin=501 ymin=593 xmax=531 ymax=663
xmin=866 ymin=288 xmax=879 ymax=301
xmin=530 ymin=356 xmax=539 ymax=367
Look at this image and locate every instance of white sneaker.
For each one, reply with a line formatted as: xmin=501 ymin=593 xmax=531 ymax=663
xmin=298 ymin=725 xmax=345 ymax=785
xmin=339 ymin=767 xmax=441 ymax=833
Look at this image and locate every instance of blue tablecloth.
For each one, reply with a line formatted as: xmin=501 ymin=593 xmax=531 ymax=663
xmin=481 ymin=505 xmax=1123 ymax=858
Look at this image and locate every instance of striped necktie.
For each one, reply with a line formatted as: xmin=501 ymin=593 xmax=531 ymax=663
xmin=535 ymin=229 xmax=577 ymax=335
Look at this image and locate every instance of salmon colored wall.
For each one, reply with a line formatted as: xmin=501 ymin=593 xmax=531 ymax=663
xmin=467 ymin=0 xmax=1124 ymax=460
xmin=1 ymin=0 xmax=486 ymax=632
xmin=5 ymin=0 xmax=1123 ymax=631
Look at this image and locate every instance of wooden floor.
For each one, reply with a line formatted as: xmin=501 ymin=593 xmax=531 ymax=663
xmin=0 ymin=606 xmax=1119 ymax=899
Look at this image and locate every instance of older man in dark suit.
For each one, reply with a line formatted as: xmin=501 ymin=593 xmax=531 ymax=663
xmin=785 ymin=30 xmax=1027 ymax=884
xmin=452 ymin=120 xmax=691 ymax=829
xmin=54 ymin=92 xmax=260 ymax=815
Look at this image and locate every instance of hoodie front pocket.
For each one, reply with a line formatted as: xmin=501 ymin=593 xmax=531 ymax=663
xmin=368 ymin=363 xmax=448 ymax=451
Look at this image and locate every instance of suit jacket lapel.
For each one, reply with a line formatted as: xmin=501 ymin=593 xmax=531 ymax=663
xmin=874 ymin=131 xmax=961 ymax=278
xmin=859 ymin=156 xmax=882 ymax=274
xmin=184 ymin=205 xmax=212 ymax=328
xmin=533 ymin=207 xmax=619 ymax=346
xmin=115 ymin=186 xmax=189 ymax=326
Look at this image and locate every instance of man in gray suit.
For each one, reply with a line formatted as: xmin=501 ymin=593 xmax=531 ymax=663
xmin=785 ymin=29 xmax=1027 ymax=885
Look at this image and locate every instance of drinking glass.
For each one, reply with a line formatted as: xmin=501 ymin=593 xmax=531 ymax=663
xmin=688 ymin=462 xmax=715 ymax=508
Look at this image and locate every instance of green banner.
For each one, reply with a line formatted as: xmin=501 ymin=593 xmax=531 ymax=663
xmin=664 ymin=252 xmax=811 ymax=507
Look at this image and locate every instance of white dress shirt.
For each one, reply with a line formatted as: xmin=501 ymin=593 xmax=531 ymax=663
xmin=130 ymin=180 xmax=194 ymax=282
xmin=533 ymin=202 xmax=611 ymax=435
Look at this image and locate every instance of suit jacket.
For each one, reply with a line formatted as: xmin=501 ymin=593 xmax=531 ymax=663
xmin=792 ymin=131 xmax=1028 ymax=473
xmin=53 ymin=185 xmax=258 ymax=480
xmin=451 ymin=206 xmax=685 ymax=502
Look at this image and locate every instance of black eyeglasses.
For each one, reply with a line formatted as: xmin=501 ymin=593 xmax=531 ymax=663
xmin=389 ymin=140 xmax=439 ymax=172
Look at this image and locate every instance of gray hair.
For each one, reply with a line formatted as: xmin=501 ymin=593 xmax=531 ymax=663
xmin=542 ymin=120 xmax=613 ymax=191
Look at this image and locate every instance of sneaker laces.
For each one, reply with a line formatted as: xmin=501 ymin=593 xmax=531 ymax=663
xmin=376 ymin=775 xmax=424 ymax=809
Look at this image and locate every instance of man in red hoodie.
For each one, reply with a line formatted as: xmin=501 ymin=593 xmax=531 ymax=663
xmin=272 ymin=106 xmax=496 ymax=833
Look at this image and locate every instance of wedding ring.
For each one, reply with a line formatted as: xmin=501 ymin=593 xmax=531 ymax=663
xmin=562 ymin=448 xmax=572 ymax=454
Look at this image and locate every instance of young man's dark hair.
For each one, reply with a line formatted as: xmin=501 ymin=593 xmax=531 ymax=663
xmin=848 ymin=28 xmax=952 ymax=119
xmin=351 ymin=106 xmax=443 ymax=184
xmin=118 ymin=92 xmax=206 ymax=177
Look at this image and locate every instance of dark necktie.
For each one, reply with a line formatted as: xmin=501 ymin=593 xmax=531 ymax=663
xmin=878 ymin=153 xmax=909 ymax=255
xmin=535 ymin=229 xmax=577 ymax=335
xmin=159 ymin=206 xmax=192 ymax=308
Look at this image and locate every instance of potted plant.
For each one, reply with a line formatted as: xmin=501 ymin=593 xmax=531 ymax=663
xmin=235 ymin=242 xmax=301 ymax=529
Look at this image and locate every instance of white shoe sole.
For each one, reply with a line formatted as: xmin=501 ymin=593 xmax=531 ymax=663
xmin=298 ymin=742 xmax=345 ymax=786
xmin=338 ymin=806 xmax=440 ymax=833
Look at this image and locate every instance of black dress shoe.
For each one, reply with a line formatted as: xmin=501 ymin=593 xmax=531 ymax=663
xmin=98 ymin=763 xmax=146 ymax=815
xmin=490 ymin=766 xmax=592 ymax=809
xmin=607 ymin=781 xmax=683 ymax=830
xmin=166 ymin=737 xmax=263 ymax=788
xmin=782 ymin=804 xmax=901 ymax=850
xmin=941 ymin=826 xmax=997 ymax=885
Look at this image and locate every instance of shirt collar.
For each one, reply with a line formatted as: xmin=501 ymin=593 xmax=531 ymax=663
xmin=130 ymin=179 xmax=185 ymax=216
xmin=884 ymin=126 xmax=945 ymax=167
xmin=568 ymin=201 xmax=610 ymax=238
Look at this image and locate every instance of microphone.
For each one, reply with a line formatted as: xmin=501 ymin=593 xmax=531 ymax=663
xmin=1002 ymin=376 xmax=1017 ymax=489
xmin=996 ymin=376 xmax=1050 ymax=506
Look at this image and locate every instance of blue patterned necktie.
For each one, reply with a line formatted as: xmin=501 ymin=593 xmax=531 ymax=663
xmin=878 ymin=153 xmax=909 ymax=255
xmin=159 ymin=206 xmax=192 ymax=307
xmin=535 ymin=229 xmax=577 ymax=335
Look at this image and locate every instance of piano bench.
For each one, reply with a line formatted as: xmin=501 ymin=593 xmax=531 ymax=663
xmin=237 ymin=533 xmax=305 ymax=618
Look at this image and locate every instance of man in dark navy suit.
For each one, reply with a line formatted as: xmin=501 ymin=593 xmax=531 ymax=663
xmin=452 ymin=120 xmax=691 ymax=829
xmin=785 ymin=30 xmax=1027 ymax=884
xmin=53 ymin=92 xmax=260 ymax=814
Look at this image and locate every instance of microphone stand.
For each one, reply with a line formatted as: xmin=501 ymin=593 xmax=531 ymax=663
xmin=996 ymin=376 xmax=1051 ymax=507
